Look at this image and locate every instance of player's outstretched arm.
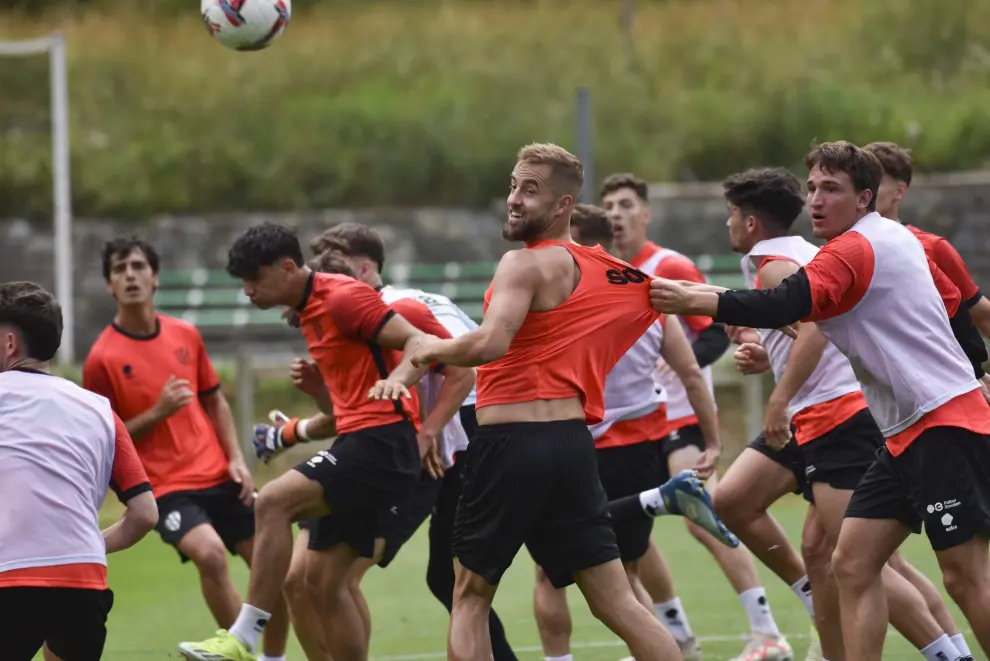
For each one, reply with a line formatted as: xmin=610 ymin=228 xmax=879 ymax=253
xmin=757 ymin=260 xmax=830 ymax=449
xmin=411 ymin=250 xmax=539 ymax=368
xmin=371 ymin=314 xmax=436 ymax=396
xmin=103 ymin=491 xmax=157 ymax=554
xmin=659 ymin=316 xmax=721 ymax=479
xmin=105 ymin=414 xmax=157 ymax=553
xmin=968 ymin=295 xmax=990 ymax=339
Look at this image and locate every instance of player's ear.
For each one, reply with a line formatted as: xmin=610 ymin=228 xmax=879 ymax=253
xmin=895 ymin=181 xmax=907 ymax=202
xmin=857 ymin=188 xmax=873 ymax=211
xmin=152 ymin=271 xmax=160 ymax=293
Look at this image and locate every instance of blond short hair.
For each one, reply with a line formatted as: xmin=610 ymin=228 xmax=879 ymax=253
xmin=516 ymin=143 xmax=584 ymax=197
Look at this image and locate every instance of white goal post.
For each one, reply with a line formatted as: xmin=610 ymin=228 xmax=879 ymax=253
xmin=0 ymin=34 xmax=74 ymax=364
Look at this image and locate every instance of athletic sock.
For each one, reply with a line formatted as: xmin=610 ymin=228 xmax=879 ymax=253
xmin=739 ymin=587 xmax=781 ymax=637
xmin=607 ymin=493 xmax=651 ymax=524
xmin=789 ymin=575 xmax=815 ymax=618
xmin=654 ymin=597 xmax=694 ymax=642
xmin=229 ymin=603 xmax=271 ymax=654
xmin=639 ymin=488 xmax=667 ymax=516
xmin=260 ymin=656 xmax=286 ymax=661
xmin=920 ymin=634 xmax=961 ymax=661
xmin=950 ymin=634 xmax=972 ymax=658
xmin=546 ymin=655 xmax=573 ymax=661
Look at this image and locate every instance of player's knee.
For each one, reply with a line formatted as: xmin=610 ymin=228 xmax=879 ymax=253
xmin=830 ymin=540 xmax=872 ymax=590
xmin=801 ymin=519 xmax=831 ymax=571
xmin=189 ymin=538 xmax=230 ymax=579
xmin=284 ymin=557 xmax=310 ymax=606
xmin=939 ymin=553 xmax=986 ymax=604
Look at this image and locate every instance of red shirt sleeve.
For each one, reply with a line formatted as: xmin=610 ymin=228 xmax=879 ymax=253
xmin=325 ymin=279 xmax=395 ymax=341
xmin=109 ymin=411 xmax=152 ymax=502
xmin=82 ymin=352 xmax=118 ymax=410
xmin=802 ymin=232 xmax=875 ymax=322
xmin=927 ymin=256 xmax=961 ymax=318
xmin=192 ymin=327 xmax=221 ymax=395
xmin=928 ymin=238 xmax=979 ymax=302
xmin=654 ymin=256 xmax=713 ymax=333
xmin=389 ymin=299 xmax=454 ymax=339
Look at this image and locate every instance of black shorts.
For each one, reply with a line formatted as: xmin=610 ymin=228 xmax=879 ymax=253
xmin=846 ymin=426 xmax=990 ymax=551
xmin=294 ymin=420 xmax=420 ymax=559
xmin=802 ymin=408 xmax=883 ymax=494
xmin=0 ymin=586 xmax=113 ymax=661
xmin=155 ymin=480 xmax=255 ymax=562
xmin=308 ymin=469 xmax=441 ymax=567
xmin=596 ymin=440 xmax=662 ymax=562
xmin=658 ymin=424 xmax=707 ymax=482
xmin=452 ymin=420 xmax=619 ymax=590
xmin=748 ymin=426 xmax=809 ymax=502
xmin=459 ymin=405 xmax=478 ymax=440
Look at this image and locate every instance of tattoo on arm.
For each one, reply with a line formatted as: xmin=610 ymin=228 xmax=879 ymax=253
xmin=504 ymin=321 xmax=519 ymax=339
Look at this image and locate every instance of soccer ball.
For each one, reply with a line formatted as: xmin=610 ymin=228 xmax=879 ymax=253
xmin=201 ymin=0 xmax=291 ymax=52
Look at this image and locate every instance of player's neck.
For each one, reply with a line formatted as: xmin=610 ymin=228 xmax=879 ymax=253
xmin=614 ymin=236 xmax=648 ymax=262
xmin=288 ymin=267 xmax=314 ymax=309
xmin=114 ymin=304 xmax=157 ymax=337
xmin=3 ymin=356 xmax=49 ymax=374
xmin=524 ymin=225 xmax=575 ymax=248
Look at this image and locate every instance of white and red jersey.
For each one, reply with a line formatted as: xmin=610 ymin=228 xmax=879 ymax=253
xmin=630 ymin=242 xmax=717 ymax=429
xmin=742 ymin=236 xmax=867 ymax=443
xmin=0 ymin=369 xmax=150 ymax=590
xmin=380 ymin=284 xmax=476 ymax=467
xmin=589 ymin=317 xmax=670 ymax=448
xmin=801 ymin=212 xmax=990 ymax=454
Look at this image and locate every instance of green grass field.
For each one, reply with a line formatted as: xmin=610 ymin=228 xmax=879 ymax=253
xmin=65 ymin=495 xmax=985 ymax=661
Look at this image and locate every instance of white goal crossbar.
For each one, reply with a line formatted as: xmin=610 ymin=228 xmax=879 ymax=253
xmin=0 ymin=34 xmax=74 ymax=364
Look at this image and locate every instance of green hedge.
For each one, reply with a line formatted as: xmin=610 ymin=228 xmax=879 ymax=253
xmin=3 ymin=0 xmax=990 ymax=220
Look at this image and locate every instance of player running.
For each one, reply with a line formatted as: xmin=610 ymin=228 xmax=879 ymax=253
xmin=603 ymin=172 xmax=790 ymax=660
xmin=532 ymin=204 xmax=738 ymax=661
xmin=713 ymin=166 xmax=973 ymax=661
xmin=82 ymin=237 xmax=291 ymax=661
xmin=265 ymin=227 xmax=507 ymax=661
xmin=864 ymin=141 xmax=990 ymax=338
xmin=178 ymin=222 xmax=439 ymax=661
xmin=0 ymin=281 xmax=158 ymax=661
xmin=651 ymin=141 xmax=990 ymax=661
xmin=408 ymin=143 xmax=718 ymax=661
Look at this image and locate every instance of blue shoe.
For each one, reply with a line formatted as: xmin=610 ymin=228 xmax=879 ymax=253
xmin=659 ymin=469 xmax=740 ymax=548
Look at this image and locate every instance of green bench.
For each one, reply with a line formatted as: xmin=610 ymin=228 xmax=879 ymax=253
xmin=156 ymin=255 xmax=747 ymax=331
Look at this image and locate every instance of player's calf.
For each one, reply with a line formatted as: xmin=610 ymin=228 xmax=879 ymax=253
xmin=573 ymin=559 xmax=682 ymax=661
xmin=533 ymin=565 xmax=573 ymax=660
xmin=936 ymin=539 xmax=990 ymax=657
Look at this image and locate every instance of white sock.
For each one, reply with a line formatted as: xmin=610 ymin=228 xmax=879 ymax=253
xmin=228 ymin=603 xmax=271 ymax=654
xmin=640 ymin=488 xmax=667 ymax=516
xmin=260 ymin=656 xmax=286 ymax=661
xmin=739 ymin=587 xmax=781 ymax=637
xmin=789 ymin=575 xmax=815 ymax=618
xmin=950 ymin=633 xmax=972 ymax=658
xmin=546 ymin=656 xmax=573 ymax=661
xmin=920 ymin=634 xmax=961 ymax=661
xmin=654 ymin=597 xmax=694 ymax=642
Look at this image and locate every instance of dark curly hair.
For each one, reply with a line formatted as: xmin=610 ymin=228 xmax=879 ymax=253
xmin=722 ymin=167 xmax=805 ymax=233
xmin=226 ymin=223 xmax=304 ymax=280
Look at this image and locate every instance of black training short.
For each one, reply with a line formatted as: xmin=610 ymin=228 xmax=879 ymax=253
xmin=155 ymin=480 xmax=256 ymax=562
xmin=845 ymin=425 xmax=990 ymax=551
xmin=802 ymin=408 xmax=882 ymax=495
xmin=748 ymin=426 xmax=810 ymax=502
xmin=309 ymin=468 xmax=441 ymax=568
xmin=596 ymin=440 xmax=662 ymax=562
xmin=657 ymin=424 xmax=707 ymax=482
xmin=294 ymin=420 xmax=420 ymax=559
xmin=452 ymin=420 xmax=619 ymax=589
xmin=0 ymin=586 xmax=113 ymax=661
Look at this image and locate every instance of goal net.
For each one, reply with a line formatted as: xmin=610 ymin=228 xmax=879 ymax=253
xmin=0 ymin=34 xmax=75 ymax=363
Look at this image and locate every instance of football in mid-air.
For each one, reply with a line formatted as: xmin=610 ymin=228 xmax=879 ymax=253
xmin=201 ymin=0 xmax=291 ymax=51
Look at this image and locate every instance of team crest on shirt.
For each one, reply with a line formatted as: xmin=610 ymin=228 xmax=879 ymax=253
xmin=174 ymin=347 xmax=192 ymax=366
